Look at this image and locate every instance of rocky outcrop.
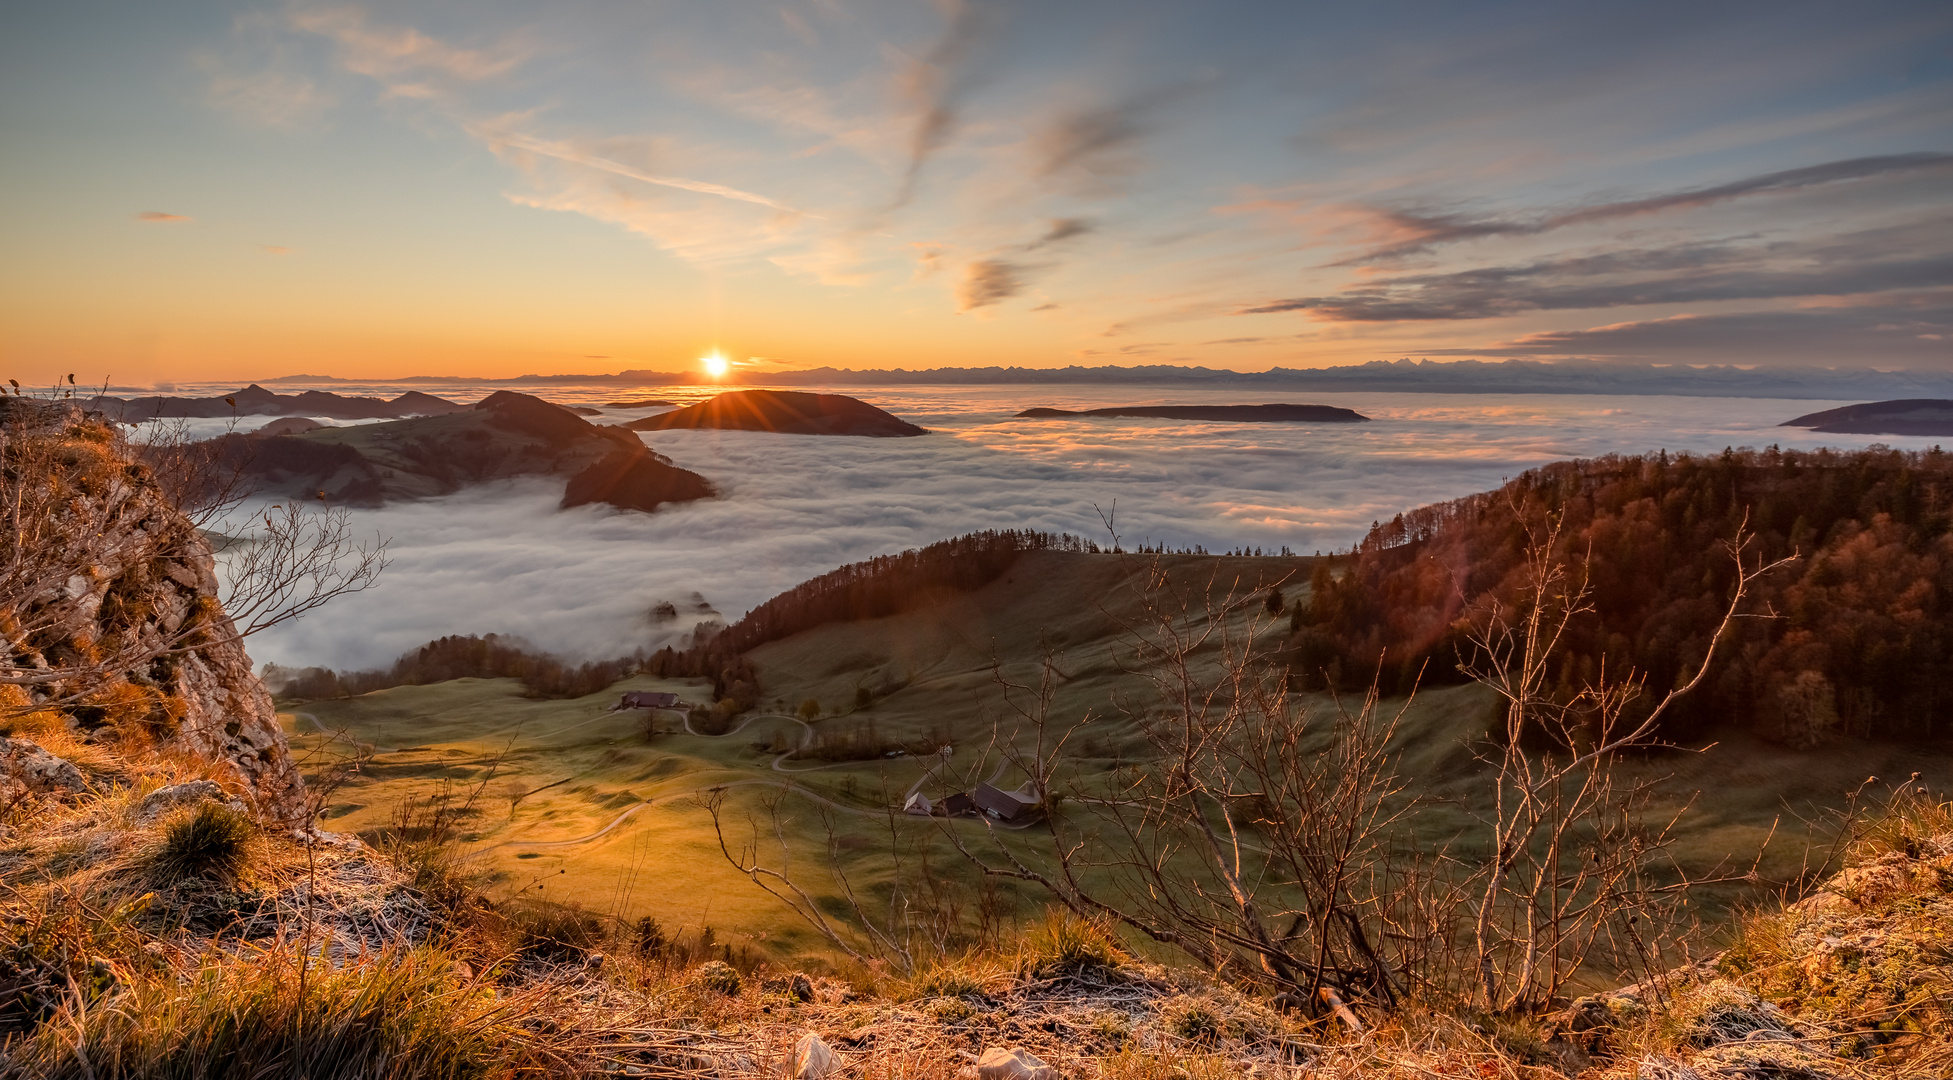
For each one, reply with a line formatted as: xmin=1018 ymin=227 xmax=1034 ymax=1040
xmin=0 ymin=399 xmax=304 ymax=819
xmin=1549 ymin=824 xmax=1953 ymax=1079
xmin=0 ymin=738 xmax=87 ymax=805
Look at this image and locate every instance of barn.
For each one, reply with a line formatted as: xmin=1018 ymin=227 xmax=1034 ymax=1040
xmin=618 ymin=691 xmax=681 ymax=709
xmin=972 ymin=782 xmax=1040 ymax=822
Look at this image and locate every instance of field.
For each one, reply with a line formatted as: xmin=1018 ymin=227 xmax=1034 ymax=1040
xmin=284 ymin=550 xmax=1953 ymax=973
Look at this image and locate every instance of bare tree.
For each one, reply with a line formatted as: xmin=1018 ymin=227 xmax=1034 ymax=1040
xmin=1458 ymin=509 xmax=1796 ymax=1010
xmin=941 ymin=561 xmax=1421 ymax=1011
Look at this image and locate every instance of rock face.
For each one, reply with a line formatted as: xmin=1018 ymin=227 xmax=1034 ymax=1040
xmin=626 ymin=390 xmax=927 ymax=437
xmin=1780 ymin=398 xmax=1953 ymax=435
xmin=216 ymin=391 xmax=714 ymax=513
xmin=1017 ymin=403 xmax=1369 ymax=423
xmin=0 ymin=399 xmax=304 ymax=818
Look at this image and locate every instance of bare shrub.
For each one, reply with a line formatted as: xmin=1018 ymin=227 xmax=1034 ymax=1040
xmin=1458 ymin=510 xmax=1794 ymax=1010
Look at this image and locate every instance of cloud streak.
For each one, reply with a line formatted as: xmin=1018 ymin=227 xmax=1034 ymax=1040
xmin=1454 ymin=301 xmax=1953 ymax=361
xmin=479 ymin=129 xmax=812 ymax=216
xmin=889 ymin=0 xmax=1010 ymax=210
xmin=956 ymin=259 xmax=1024 ymax=310
xmin=1031 ymin=80 xmax=1205 ymax=186
xmin=1246 ymin=224 xmax=1953 ymax=321
xmin=1348 ymin=152 xmax=1953 ymax=262
xmin=136 ymin=211 xmax=191 ymax=223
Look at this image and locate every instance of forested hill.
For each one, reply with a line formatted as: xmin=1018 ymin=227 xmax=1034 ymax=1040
xmin=709 ymin=530 xmax=1101 ymax=656
xmin=1292 ymin=446 xmax=1953 ymax=747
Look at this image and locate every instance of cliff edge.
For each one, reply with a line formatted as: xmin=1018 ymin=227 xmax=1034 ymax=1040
xmin=0 ymin=397 xmax=302 ymax=817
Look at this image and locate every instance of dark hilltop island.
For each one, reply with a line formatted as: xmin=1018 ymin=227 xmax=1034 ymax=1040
xmin=624 ymin=389 xmax=926 ymax=437
xmin=1016 ymin=403 xmax=1369 ymax=423
xmin=1781 ymin=399 xmax=1953 ymax=436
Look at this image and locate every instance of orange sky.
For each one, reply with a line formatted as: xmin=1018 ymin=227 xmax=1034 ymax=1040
xmin=4 ymin=2 xmax=1949 ymax=386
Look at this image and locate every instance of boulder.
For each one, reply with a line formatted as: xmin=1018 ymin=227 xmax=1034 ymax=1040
xmin=0 ymin=738 xmax=87 ymax=803
xmin=977 ymin=1047 xmax=1057 ymax=1080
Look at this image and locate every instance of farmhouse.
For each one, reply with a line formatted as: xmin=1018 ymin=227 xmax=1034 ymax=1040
xmin=618 ymin=690 xmax=681 ymax=710
xmin=972 ymin=782 xmax=1040 ymax=822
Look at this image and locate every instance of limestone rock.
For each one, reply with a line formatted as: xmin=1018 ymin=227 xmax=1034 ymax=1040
xmin=135 ymin=780 xmax=239 ymax=824
xmin=0 ymin=738 xmax=87 ymax=804
xmin=977 ymin=1047 xmax=1058 ymax=1080
xmin=0 ymin=400 xmax=305 ymax=821
xmin=158 ymin=551 xmax=306 ymax=820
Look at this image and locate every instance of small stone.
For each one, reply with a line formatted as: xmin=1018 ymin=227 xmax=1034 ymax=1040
xmin=977 ymin=1047 xmax=1058 ymax=1080
xmin=791 ymin=1032 xmax=840 ymax=1079
xmin=135 ymin=780 xmax=230 ymax=824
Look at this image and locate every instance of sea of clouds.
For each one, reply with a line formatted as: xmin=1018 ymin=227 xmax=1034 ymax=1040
xmin=158 ymin=382 xmax=1940 ymax=672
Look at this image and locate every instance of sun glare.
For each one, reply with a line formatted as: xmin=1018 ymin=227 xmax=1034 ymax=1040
xmin=700 ymin=352 xmax=730 ymax=378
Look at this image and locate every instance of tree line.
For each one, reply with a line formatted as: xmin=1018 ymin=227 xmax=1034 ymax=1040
xmin=1290 ymin=445 xmax=1953 ymax=745
xmin=267 ymin=634 xmax=646 ymax=701
xmin=273 ymin=531 xmax=1094 ymax=710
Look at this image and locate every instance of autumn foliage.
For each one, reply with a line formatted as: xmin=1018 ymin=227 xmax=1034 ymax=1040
xmin=1291 ymin=446 xmax=1953 ymax=746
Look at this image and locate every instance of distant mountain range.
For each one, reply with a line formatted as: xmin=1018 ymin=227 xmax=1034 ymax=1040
xmin=90 ymin=384 xmax=468 ymax=420
xmin=245 ymin=360 xmax=1953 ymax=400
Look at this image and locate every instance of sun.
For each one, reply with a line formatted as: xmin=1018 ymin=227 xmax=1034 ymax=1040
xmin=700 ymin=352 xmax=729 ymax=378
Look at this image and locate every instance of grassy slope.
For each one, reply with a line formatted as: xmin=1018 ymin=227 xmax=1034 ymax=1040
xmin=285 ymin=550 xmax=1953 ymax=972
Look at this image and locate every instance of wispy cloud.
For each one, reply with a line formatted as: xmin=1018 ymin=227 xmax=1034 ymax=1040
xmin=1029 ymin=217 xmax=1092 ymax=247
xmin=1344 ymin=152 xmax=1953 ymax=262
xmin=889 ymin=0 xmax=1009 ymax=210
xmin=956 ymin=259 xmax=1024 ymax=310
xmin=198 ymin=11 xmax=337 ymax=128
xmin=478 ymin=128 xmax=812 ymax=216
xmin=136 ymin=211 xmax=191 ymax=223
xmin=1031 ymin=80 xmax=1205 ymax=189
xmin=290 ymin=6 xmax=531 ymax=87
xmin=1453 ymin=300 xmax=1953 ymax=361
xmin=261 ymin=245 xmax=292 ymax=255
xmin=1246 ymin=222 xmax=1953 ymax=321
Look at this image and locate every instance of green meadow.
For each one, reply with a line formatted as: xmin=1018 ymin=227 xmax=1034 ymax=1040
xmin=283 ymin=551 xmax=1953 ymax=973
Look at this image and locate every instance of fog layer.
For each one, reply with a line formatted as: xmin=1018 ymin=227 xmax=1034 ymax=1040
xmin=214 ymin=386 xmax=1939 ymax=670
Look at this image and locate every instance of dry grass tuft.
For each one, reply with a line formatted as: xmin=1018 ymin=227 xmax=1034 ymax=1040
xmin=2 ymin=945 xmax=568 ymax=1080
xmin=148 ymin=802 xmax=255 ymax=884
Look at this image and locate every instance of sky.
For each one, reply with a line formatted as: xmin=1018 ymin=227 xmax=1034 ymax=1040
xmin=3 ymin=0 xmax=1951 ymax=384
